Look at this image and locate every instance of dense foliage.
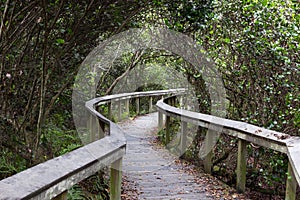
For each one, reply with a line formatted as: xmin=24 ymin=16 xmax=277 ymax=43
xmin=201 ymin=0 xmax=299 ymax=134
xmin=0 ymin=0 xmax=299 ymax=199
xmin=0 ymin=0 xmax=150 ymax=176
xmin=153 ymin=0 xmax=299 ymax=197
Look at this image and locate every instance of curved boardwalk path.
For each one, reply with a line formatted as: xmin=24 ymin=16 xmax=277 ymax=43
xmin=119 ymin=113 xmax=213 ymax=200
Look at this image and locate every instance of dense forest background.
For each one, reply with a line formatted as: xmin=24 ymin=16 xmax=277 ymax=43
xmin=0 ymin=0 xmax=299 ymax=199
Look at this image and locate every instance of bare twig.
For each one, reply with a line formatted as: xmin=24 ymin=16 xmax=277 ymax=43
xmin=105 ymin=50 xmax=144 ymax=95
xmin=44 ymin=77 xmax=72 ymax=120
xmin=0 ymin=0 xmax=10 ymax=40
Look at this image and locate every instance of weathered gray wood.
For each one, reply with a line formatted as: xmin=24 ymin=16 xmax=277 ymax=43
xmin=87 ymin=114 xmax=97 ymax=142
xmin=136 ymin=97 xmax=140 ymax=114
xmin=203 ymin=130 xmax=214 ymax=174
xmin=287 ymin=138 xmax=300 ymax=185
xmin=166 ymin=115 xmax=171 ymax=144
xmin=180 ymin=121 xmax=187 ymax=156
xmin=171 ymin=96 xmax=176 ymax=106
xmin=4 ymin=88 xmax=299 ymax=199
xmin=0 ymin=89 xmax=186 ymax=200
xmin=0 ymin=137 xmax=126 ymax=199
xmin=149 ymin=96 xmax=153 ymax=112
xmin=285 ymin=162 xmax=297 ymax=200
xmin=156 ymin=94 xmax=300 ymax=194
xmin=118 ymin=100 xmax=122 ymax=121
xmin=99 ymin=120 xmax=105 ymax=139
xmin=95 ymin=89 xmax=186 ymax=103
xmin=95 ymin=106 xmax=105 ymax=139
xmin=168 ymin=96 xmax=175 ymax=106
xmin=236 ymin=139 xmax=247 ymax=193
xmin=179 ymin=96 xmax=183 ymax=108
xmin=121 ymin=113 xmax=213 ymax=199
xmin=125 ymin=99 xmax=130 ymax=117
xmin=110 ymin=158 xmax=122 ymax=200
xmin=108 ymin=102 xmax=112 ymax=120
xmin=156 ymin=100 xmax=289 ymax=153
xmin=158 ymin=112 xmax=163 ymax=130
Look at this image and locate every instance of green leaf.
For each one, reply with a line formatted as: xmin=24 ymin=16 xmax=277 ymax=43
xmin=56 ymin=38 xmax=65 ymax=44
xmin=223 ymin=38 xmax=230 ymax=43
xmin=262 ymin=0 xmax=268 ymax=7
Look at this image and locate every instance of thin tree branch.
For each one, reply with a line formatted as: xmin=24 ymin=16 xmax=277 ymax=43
xmin=105 ymin=50 xmax=144 ymax=95
xmin=44 ymin=77 xmax=72 ymax=120
xmin=0 ymin=0 xmax=10 ymax=40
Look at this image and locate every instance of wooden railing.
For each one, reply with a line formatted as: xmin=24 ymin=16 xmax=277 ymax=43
xmin=156 ymin=95 xmax=300 ymax=200
xmin=0 ymin=89 xmax=184 ymax=200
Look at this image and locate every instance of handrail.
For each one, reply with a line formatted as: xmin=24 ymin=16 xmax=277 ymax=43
xmin=156 ymin=95 xmax=300 ymax=200
xmin=88 ymin=88 xmax=186 ymax=128
xmin=0 ymin=89 xmax=185 ymax=200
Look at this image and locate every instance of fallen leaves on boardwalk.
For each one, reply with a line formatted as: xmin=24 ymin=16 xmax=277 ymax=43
xmin=121 ymin=157 xmax=250 ymax=200
xmin=121 ymin=174 xmax=139 ymax=200
xmin=119 ymin=115 xmax=267 ymax=200
xmin=121 ymin=142 xmax=249 ymax=200
xmin=174 ymin=160 xmax=249 ymax=200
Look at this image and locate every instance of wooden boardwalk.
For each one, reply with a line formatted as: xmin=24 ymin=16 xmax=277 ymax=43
xmin=119 ymin=113 xmax=213 ymax=200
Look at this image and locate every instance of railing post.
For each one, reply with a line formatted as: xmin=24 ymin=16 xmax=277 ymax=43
xmin=158 ymin=95 xmax=164 ymax=131
xmin=204 ymin=129 xmax=213 ymax=174
xmin=158 ymin=111 xmax=163 ymax=130
xmin=149 ymin=96 xmax=153 ymax=112
xmin=179 ymin=96 xmax=183 ymax=108
xmin=88 ymin=114 xmax=97 ymax=142
xmin=136 ymin=97 xmax=140 ymax=115
xmin=165 ymin=115 xmax=171 ymax=144
xmin=108 ymin=102 xmax=112 ymax=120
xmin=236 ymin=139 xmax=247 ymax=193
xmin=167 ymin=97 xmax=171 ymax=106
xmin=95 ymin=106 xmax=105 ymax=139
xmin=172 ymin=97 xmax=176 ymax=106
xmin=52 ymin=191 xmax=67 ymax=200
xmin=99 ymin=120 xmax=105 ymax=138
xmin=118 ymin=100 xmax=122 ymax=121
xmin=180 ymin=121 xmax=187 ymax=156
xmin=285 ymin=162 xmax=297 ymax=200
xmin=110 ymin=158 xmax=122 ymax=200
xmin=125 ymin=99 xmax=130 ymax=118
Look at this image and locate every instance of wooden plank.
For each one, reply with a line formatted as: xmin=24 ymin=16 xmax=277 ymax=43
xmin=0 ymin=89 xmax=188 ymax=199
xmin=285 ymin=162 xmax=297 ymax=200
xmin=96 ymin=106 xmax=105 ymax=139
xmin=236 ymin=139 xmax=247 ymax=193
xmin=156 ymin=95 xmax=300 ymax=189
xmin=203 ymin=130 xmax=214 ymax=174
xmin=121 ymin=113 xmax=213 ymax=200
xmin=166 ymin=116 xmax=171 ymax=144
xmin=158 ymin=112 xmax=163 ymax=130
xmin=180 ymin=121 xmax=187 ymax=156
xmin=87 ymin=114 xmax=97 ymax=142
xmin=118 ymin=100 xmax=122 ymax=121
xmin=108 ymin=102 xmax=112 ymax=120
xmin=286 ymin=139 xmax=300 ymax=194
xmin=0 ymin=134 xmax=126 ymax=199
xmin=136 ymin=97 xmax=140 ymax=114
xmin=110 ymin=158 xmax=123 ymax=200
xmin=94 ymin=89 xmax=186 ymax=107
xmin=125 ymin=99 xmax=130 ymax=118
xmin=156 ymin=100 xmax=289 ymax=153
xmin=149 ymin=96 xmax=153 ymax=112
xmin=99 ymin=120 xmax=105 ymax=139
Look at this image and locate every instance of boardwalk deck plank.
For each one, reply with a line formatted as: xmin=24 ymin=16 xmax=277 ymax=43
xmin=120 ymin=113 xmax=213 ymax=200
